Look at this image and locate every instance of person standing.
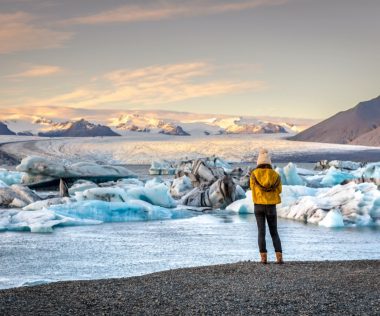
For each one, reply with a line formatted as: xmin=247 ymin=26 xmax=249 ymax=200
xmin=250 ymin=148 xmax=283 ymax=264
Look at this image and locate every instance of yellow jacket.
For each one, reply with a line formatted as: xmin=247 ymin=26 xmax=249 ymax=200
xmin=250 ymin=167 xmax=282 ymax=205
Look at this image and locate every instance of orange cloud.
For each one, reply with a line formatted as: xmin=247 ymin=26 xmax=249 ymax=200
xmin=65 ymin=0 xmax=288 ymax=25
xmin=21 ymin=62 xmax=266 ymax=108
xmin=0 ymin=12 xmax=72 ymax=54
xmin=6 ymin=65 xmax=64 ymax=79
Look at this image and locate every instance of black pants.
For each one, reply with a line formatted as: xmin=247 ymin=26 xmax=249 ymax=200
xmin=254 ymin=204 xmax=282 ymax=253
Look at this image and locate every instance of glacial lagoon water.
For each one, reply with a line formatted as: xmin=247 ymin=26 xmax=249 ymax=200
xmin=1 ymin=212 xmax=379 ymax=289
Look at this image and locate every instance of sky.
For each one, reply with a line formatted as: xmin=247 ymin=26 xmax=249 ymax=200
xmin=0 ymin=0 xmax=379 ymax=120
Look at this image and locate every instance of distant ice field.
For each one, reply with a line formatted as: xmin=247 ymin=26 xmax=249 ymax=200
xmin=1 ymin=134 xmax=380 ymax=165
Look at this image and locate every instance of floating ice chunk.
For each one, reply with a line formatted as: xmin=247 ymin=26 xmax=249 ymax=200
xmin=0 ymin=180 xmax=8 ymax=188
xmin=149 ymin=160 xmax=176 ymax=175
xmin=75 ymin=187 xmax=129 ymax=203
xmin=17 ymin=156 xmax=137 ymax=185
xmin=328 ymin=160 xmax=364 ymax=171
xmin=145 ymin=177 xmax=166 ymax=188
xmin=226 ymin=190 xmax=254 ymax=214
xmin=315 ymin=160 xmax=364 ymax=171
xmin=320 ymin=167 xmax=356 ymax=187
xmin=0 ymin=185 xmax=41 ymax=207
xmin=362 ymin=162 xmax=380 ymax=179
xmin=50 ymin=200 xmax=193 ymax=222
xmin=279 ymin=183 xmax=380 ymax=226
xmin=127 ymin=183 xmax=177 ymax=208
xmin=68 ymin=180 xmax=98 ymax=195
xmin=204 ymin=157 xmax=233 ymax=174
xmin=0 ymin=169 xmax=23 ymax=185
xmin=23 ymin=197 xmax=74 ymax=211
xmin=0 ymin=209 xmax=99 ymax=233
xmin=170 ymin=176 xmax=193 ymax=199
xmin=319 ymin=209 xmax=344 ymax=228
xmin=276 ymin=163 xmax=304 ymax=186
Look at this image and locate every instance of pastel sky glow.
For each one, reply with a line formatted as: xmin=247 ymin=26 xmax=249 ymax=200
xmin=0 ymin=0 xmax=379 ymax=119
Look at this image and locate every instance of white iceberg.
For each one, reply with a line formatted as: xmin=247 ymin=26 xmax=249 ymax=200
xmin=0 ymin=209 xmax=100 ymax=233
xmin=276 ymin=163 xmax=304 ymax=186
xmin=170 ymin=176 xmax=193 ymax=199
xmin=320 ymin=167 xmax=356 ymax=187
xmin=226 ymin=190 xmax=254 ymax=214
xmin=0 ymin=169 xmax=23 ymax=186
xmin=127 ymin=183 xmax=177 ymax=208
xmin=319 ymin=209 xmax=344 ymax=228
xmin=279 ymin=183 xmax=380 ymax=227
xmin=149 ymin=160 xmax=176 ymax=175
xmin=49 ymin=200 xmax=194 ymax=222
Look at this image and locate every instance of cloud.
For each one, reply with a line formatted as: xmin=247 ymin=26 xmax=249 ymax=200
xmin=65 ymin=0 xmax=287 ymax=25
xmin=6 ymin=65 xmax=64 ymax=79
xmin=22 ymin=62 xmax=266 ymax=108
xmin=0 ymin=12 xmax=72 ymax=53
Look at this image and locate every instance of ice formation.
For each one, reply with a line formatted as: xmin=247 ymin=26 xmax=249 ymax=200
xmin=149 ymin=160 xmax=176 ymax=175
xmin=50 ymin=200 xmax=194 ymax=222
xmin=17 ymin=156 xmax=137 ymax=185
xmin=276 ymin=163 xmax=305 ymax=186
xmin=0 ymin=169 xmax=23 ymax=186
xmin=0 ymin=184 xmax=41 ymax=208
xmin=170 ymin=176 xmax=193 ymax=199
xmin=68 ymin=180 xmax=98 ymax=195
xmin=320 ymin=167 xmax=356 ymax=187
xmin=278 ymin=183 xmax=380 ymax=226
xmin=127 ymin=182 xmax=177 ymax=208
xmin=0 ymin=209 xmax=100 ymax=233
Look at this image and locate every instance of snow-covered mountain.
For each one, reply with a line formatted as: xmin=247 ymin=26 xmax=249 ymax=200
xmin=0 ymin=108 xmax=316 ymax=137
xmin=0 ymin=122 xmax=16 ymax=135
xmin=38 ymin=119 xmax=120 ymax=137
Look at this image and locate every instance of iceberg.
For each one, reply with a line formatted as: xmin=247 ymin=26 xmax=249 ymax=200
xmin=149 ymin=160 xmax=176 ymax=175
xmin=0 ymin=169 xmax=23 ymax=186
xmin=68 ymin=180 xmax=98 ymax=195
xmin=23 ymin=197 xmax=74 ymax=211
xmin=276 ymin=163 xmax=304 ymax=186
xmin=0 ymin=184 xmax=41 ymax=208
xmin=278 ymin=183 xmax=380 ymax=226
xmin=170 ymin=176 xmax=193 ymax=199
xmin=0 ymin=209 xmax=100 ymax=233
xmin=127 ymin=182 xmax=177 ymax=208
xmin=319 ymin=209 xmax=344 ymax=228
xmin=226 ymin=190 xmax=254 ymax=214
xmin=50 ymin=200 xmax=194 ymax=222
xmin=75 ymin=187 xmax=129 ymax=203
xmin=17 ymin=156 xmax=137 ymax=186
xmin=320 ymin=167 xmax=356 ymax=187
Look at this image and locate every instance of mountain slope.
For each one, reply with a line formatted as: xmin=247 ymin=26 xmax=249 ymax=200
xmin=0 ymin=122 xmax=16 ymax=135
xmin=292 ymin=95 xmax=380 ymax=145
xmin=38 ymin=119 xmax=120 ymax=137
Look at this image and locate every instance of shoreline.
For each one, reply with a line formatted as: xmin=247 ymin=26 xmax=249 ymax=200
xmin=1 ymin=260 xmax=379 ymax=315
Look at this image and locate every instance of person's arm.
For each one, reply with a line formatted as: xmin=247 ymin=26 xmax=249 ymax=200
xmin=250 ymin=171 xmax=255 ymax=191
xmin=277 ymin=174 xmax=282 ymax=194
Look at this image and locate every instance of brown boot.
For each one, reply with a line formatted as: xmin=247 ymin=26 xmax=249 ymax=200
xmin=260 ymin=252 xmax=267 ymax=264
xmin=275 ymin=252 xmax=284 ymax=264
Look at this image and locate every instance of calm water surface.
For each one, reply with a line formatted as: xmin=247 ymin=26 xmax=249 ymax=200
xmin=1 ymin=213 xmax=379 ymax=289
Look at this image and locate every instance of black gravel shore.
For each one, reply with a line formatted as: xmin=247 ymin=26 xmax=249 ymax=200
xmin=1 ymin=261 xmax=379 ymax=315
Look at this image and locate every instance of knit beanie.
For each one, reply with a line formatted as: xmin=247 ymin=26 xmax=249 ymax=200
xmin=257 ymin=148 xmax=272 ymax=166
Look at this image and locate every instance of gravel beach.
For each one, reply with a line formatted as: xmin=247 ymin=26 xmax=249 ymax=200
xmin=1 ymin=261 xmax=379 ymax=315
